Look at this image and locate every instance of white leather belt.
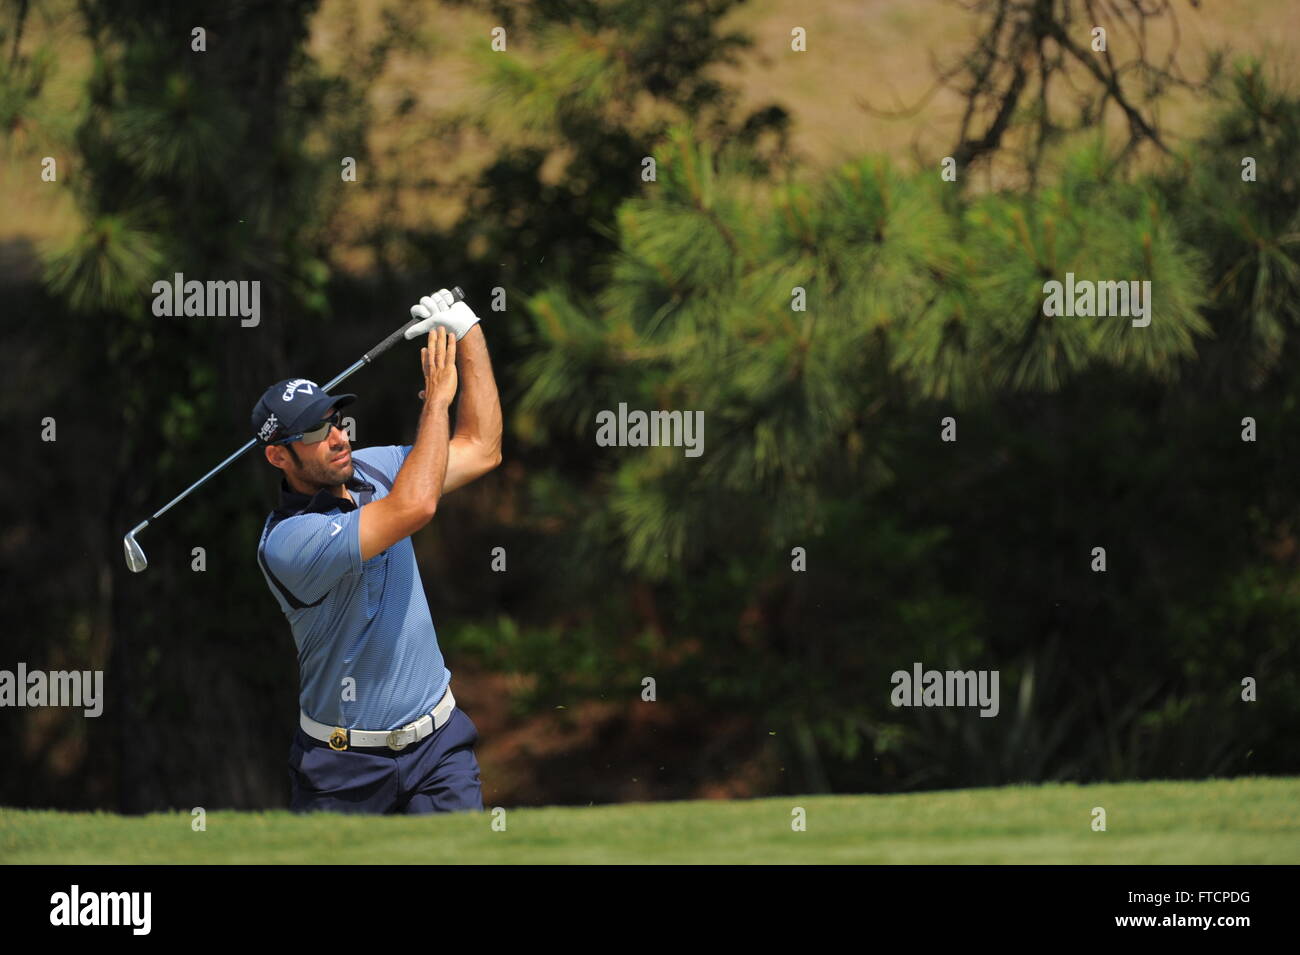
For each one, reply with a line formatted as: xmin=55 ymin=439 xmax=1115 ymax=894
xmin=300 ymin=687 xmax=456 ymax=752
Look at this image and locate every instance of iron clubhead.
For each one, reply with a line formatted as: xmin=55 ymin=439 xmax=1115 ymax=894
xmin=123 ymin=523 xmax=149 ymax=573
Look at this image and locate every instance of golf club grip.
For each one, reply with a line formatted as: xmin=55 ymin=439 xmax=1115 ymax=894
xmin=364 ymin=287 xmax=465 ymax=363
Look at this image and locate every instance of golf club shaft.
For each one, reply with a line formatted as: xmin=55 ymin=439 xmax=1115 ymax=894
xmin=126 ymin=287 xmax=465 ymax=553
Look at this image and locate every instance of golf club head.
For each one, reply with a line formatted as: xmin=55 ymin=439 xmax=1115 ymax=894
xmin=123 ymin=522 xmax=149 ymax=573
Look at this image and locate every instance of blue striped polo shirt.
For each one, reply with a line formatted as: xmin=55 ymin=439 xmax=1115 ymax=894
xmin=256 ymin=445 xmax=450 ymax=731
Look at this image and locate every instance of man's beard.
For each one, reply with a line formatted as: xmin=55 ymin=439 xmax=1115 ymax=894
xmin=297 ymin=455 xmax=353 ymax=493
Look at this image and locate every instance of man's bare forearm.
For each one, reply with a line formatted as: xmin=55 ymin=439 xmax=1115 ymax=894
xmin=452 ymin=324 xmax=502 ymax=461
xmin=388 ymin=396 xmax=452 ymax=517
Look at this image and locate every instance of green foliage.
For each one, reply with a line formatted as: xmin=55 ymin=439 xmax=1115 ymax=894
xmin=496 ymin=64 xmax=1300 ymax=794
xmin=426 ymin=0 xmax=790 ymax=301
xmin=960 ymin=143 xmax=1210 ymax=392
xmin=1159 ymin=60 xmax=1300 ymax=389
xmin=8 ymin=0 xmax=419 ymax=813
xmin=42 ymin=211 xmax=162 ymax=313
xmin=10 ymin=0 xmax=1300 ymax=811
xmin=0 ymin=26 xmax=53 ymax=136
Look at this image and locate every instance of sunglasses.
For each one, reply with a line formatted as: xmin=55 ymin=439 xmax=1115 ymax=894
xmin=274 ymin=410 xmax=343 ymax=445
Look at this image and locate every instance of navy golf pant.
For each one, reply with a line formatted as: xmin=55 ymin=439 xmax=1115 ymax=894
xmin=288 ymin=707 xmax=483 ymax=814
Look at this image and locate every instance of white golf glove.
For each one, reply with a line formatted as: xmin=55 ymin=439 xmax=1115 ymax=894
xmin=404 ymin=288 xmax=480 ymax=341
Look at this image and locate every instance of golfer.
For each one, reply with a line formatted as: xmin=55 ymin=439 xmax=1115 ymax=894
xmin=250 ymin=289 xmax=501 ymax=814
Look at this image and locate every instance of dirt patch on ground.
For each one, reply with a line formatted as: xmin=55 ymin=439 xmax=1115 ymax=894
xmin=451 ymin=663 xmax=778 ymax=807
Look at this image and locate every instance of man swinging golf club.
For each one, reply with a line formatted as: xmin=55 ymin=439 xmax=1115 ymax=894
xmin=251 ymin=288 xmax=501 ymax=814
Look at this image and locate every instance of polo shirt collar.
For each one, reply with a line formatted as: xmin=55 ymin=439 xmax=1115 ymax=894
xmin=274 ymin=470 xmax=375 ymax=519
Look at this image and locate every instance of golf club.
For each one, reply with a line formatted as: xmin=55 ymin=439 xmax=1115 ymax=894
xmin=122 ymin=287 xmax=465 ymax=573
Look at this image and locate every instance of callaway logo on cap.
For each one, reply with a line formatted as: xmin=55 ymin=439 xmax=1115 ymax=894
xmin=250 ymin=378 xmax=357 ymax=445
xmin=282 ymin=379 xmax=316 ymax=402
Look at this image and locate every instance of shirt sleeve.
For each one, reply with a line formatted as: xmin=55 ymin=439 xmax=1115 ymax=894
xmin=352 ymin=445 xmax=412 ymax=494
xmin=261 ymin=509 xmax=362 ymax=606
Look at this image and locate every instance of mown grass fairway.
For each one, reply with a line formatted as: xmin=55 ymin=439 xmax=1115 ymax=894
xmin=2 ymin=777 xmax=1297 ymax=864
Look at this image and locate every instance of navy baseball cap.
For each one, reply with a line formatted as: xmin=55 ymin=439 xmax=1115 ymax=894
xmin=251 ymin=378 xmax=356 ymax=445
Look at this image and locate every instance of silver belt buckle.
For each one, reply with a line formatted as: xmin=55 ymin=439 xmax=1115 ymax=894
xmin=387 ymin=721 xmax=417 ymax=751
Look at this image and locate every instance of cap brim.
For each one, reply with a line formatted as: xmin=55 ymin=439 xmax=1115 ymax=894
xmin=258 ymin=392 xmax=358 ymax=444
xmin=295 ymin=391 xmax=356 ymax=425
